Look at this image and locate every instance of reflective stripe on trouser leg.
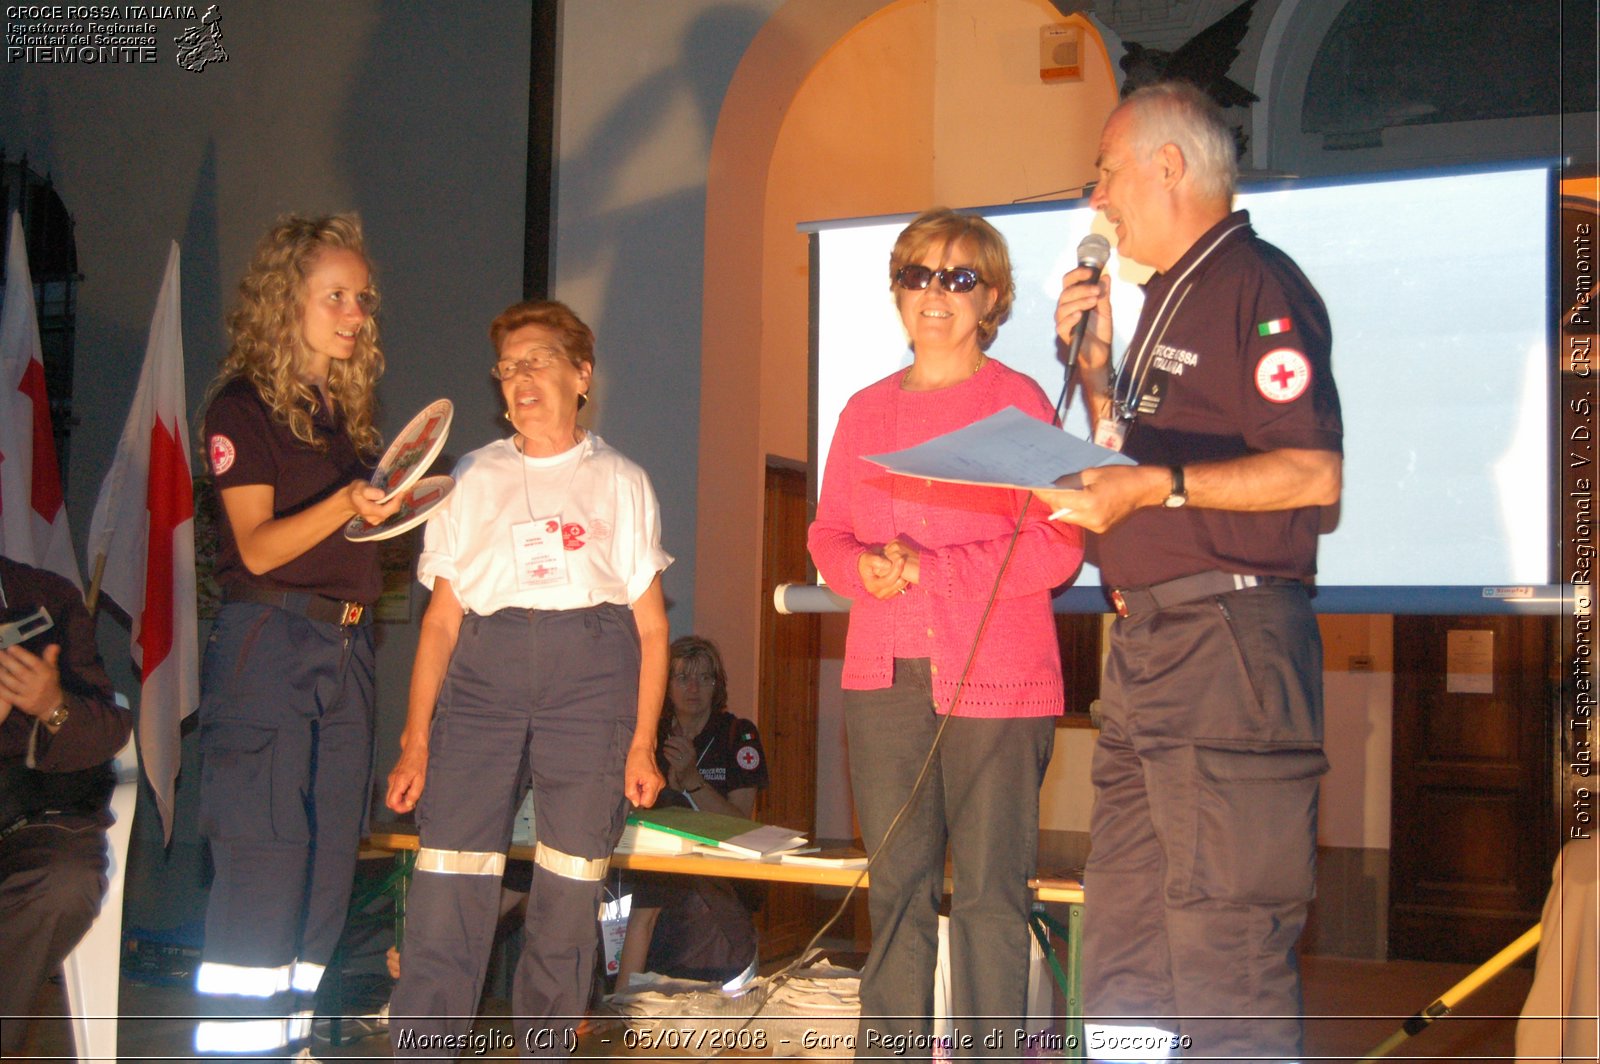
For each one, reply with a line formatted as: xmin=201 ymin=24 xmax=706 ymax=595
xmin=195 ymin=961 xmax=293 ymax=998
xmin=290 ymin=961 xmax=325 ymax=994
xmin=194 ymin=1011 xmax=313 ymax=1054
xmin=415 ymin=847 xmax=507 ymax=876
xmin=533 ymin=841 xmax=608 ymax=881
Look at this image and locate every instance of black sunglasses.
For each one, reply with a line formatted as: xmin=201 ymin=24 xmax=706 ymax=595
xmin=894 ymin=264 xmax=983 ymax=294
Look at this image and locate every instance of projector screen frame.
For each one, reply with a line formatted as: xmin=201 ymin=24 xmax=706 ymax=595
xmin=800 ymin=159 xmax=1567 ymax=615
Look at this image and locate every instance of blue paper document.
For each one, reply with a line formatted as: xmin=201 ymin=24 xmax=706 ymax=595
xmin=865 ymin=407 xmax=1135 ymax=490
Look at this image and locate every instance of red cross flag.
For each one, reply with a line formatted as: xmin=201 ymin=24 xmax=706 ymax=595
xmin=87 ymin=242 xmax=199 ymax=842
xmin=0 ymin=212 xmax=81 ymax=587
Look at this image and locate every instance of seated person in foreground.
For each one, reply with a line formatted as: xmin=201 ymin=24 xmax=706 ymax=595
xmin=615 ymin=636 xmax=768 ymax=989
xmin=0 ymin=555 xmax=132 ymax=1055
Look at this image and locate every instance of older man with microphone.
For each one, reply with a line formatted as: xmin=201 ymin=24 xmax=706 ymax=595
xmin=1039 ymin=81 xmax=1343 ymax=1064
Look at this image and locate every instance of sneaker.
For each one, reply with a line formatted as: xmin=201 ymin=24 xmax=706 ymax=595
xmin=311 ymin=1001 xmax=390 ymax=1042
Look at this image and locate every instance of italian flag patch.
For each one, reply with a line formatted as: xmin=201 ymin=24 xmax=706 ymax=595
xmin=1257 ymin=317 xmax=1293 ymax=337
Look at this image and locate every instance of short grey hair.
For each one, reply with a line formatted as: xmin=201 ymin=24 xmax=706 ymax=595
xmin=1120 ymin=82 xmax=1237 ymax=202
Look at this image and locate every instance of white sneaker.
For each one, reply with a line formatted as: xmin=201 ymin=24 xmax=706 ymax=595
xmin=311 ymin=1001 xmax=391 ymax=1042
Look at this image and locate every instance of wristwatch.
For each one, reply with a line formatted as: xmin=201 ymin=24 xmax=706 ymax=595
xmin=1163 ymin=465 xmax=1188 ymax=508
xmin=43 ymin=703 xmax=69 ymax=729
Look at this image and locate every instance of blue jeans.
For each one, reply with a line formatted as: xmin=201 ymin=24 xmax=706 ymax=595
xmin=845 ymin=658 xmax=1055 ymax=1059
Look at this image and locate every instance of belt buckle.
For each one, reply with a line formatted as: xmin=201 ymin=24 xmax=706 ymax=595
xmin=338 ymin=601 xmax=364 ymax=626
xmin=1110 ymin=589 xmax=1128 ymax=618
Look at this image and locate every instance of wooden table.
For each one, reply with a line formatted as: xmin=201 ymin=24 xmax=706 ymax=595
xmin=360 ymin=830 xmax=1086 ymax=1056
xmin=365 ymin=830 xmax=1083 ymax=901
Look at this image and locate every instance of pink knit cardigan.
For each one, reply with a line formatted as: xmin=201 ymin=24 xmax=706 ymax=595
xmin=808 ymin=359 xmax=1085 ymax=717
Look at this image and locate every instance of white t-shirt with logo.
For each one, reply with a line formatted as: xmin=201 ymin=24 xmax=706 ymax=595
xmin=418 ymin=434 xmax=671 ymax=615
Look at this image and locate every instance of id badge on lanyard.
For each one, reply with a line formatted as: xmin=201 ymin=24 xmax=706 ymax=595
xmin=512 ymin=515 xmax=570 ymax=589
xmin=1093 ymin=417 xmax=1128 ymax=453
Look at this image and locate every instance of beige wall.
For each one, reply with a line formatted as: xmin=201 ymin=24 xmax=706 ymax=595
xmin=1319 ymin=614 xmax=1395 ymax=848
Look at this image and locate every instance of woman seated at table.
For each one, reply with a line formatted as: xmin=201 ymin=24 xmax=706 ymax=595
xmin=385 ymin=299 xmax=669 ymax=1056
xmin=614 ymin=636 xmax=768 ymax=990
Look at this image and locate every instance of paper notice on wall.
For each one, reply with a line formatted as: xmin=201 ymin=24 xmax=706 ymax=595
xmin=1445 ymin=629 xmax=1494 ymax=694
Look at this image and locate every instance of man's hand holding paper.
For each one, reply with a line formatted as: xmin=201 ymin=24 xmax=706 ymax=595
xmin=1036 ymin=464 xmax=1172 ymax=533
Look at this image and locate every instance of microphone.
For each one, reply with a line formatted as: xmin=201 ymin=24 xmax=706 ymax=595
xmin=1054 ymin=233 xmax=1112 ymax=425
xmin=1063 ymin=234 xmax=1111 ymax=373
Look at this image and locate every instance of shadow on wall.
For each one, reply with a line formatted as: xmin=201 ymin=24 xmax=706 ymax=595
xmin=181 ymin=138 xmax=224 ymax=434
xmin=550 ymin=4 xmax=772 ymax=627
xmin=331 ymin=4 xmax=532 ymax=448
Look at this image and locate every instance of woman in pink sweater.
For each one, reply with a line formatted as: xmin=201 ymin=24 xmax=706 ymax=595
xmin=808 ymin=208 xmax=1083 ymax=1055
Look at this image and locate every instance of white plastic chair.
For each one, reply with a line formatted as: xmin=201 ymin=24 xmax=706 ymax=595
xmin=61 ymin=720 xmax=137 ymax=1064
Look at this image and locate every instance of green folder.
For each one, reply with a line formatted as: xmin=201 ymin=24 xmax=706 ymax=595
xmin=624 ymin=807 xmax=807 ymax=858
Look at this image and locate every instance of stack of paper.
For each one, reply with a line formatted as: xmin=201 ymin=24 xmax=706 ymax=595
xmin=777 ymin=847 xmax=870 ymax=869
xmin=615 ymin=822 xmax=698 ymax=855
xmin=625 ymin=808 xmax=808 ymax=859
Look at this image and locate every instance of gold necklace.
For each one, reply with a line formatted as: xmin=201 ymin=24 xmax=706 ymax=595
xmin=902 ymin=352 xmax=986 ymax=389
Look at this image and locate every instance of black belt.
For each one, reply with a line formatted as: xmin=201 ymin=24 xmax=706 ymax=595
xmin=1109 ymin=571 xmax=1302 ymax=618
xmin=225 ymin=586 xmax=369 ymax=627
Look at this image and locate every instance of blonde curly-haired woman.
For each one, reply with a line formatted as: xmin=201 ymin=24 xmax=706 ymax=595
xmin=192 ymin=214 xmax=399 ymax=1060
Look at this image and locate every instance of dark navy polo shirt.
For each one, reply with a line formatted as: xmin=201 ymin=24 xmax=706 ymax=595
xmin=1097 ymin=210 xmax=1344 ymax=589
xmin=204 ymin=376 xmax=382 ymax=605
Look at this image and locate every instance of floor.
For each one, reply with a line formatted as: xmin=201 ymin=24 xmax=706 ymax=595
xmin=7 ymin=951 xmax=1535 ymax=1062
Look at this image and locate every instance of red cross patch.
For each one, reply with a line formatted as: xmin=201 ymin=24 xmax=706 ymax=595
xmin=1254 ymin=348 xmax=1311 ymax=403
xmin=208 ymin=434 xmax=236 ymax=475
xmin=736 ymin=745 xmax=761 ymax=771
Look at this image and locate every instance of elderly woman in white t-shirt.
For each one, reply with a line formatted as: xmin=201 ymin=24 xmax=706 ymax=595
xmin=386 ymin=300 xmax=669 ymax=1056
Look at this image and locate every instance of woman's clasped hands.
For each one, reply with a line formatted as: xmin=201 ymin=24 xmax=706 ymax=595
xmin=858 ymin=538 xmax=922 ymax=599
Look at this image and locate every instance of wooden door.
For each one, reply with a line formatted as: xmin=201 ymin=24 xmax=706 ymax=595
xmin=755 ymin=460 xmax=821 ymax=959
xmin=1389 ymin=615 xmax=1556 ymax=961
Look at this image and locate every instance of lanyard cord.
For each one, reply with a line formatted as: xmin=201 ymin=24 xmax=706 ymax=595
xmin=1109 ymin=220 xmax=1248 ymax=427
xmin=515 ymin=433 xmax=586 ymax=522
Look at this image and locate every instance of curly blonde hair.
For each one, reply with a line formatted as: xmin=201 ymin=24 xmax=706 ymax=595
xmin=208 ymin=214 xmax=384 ymax=454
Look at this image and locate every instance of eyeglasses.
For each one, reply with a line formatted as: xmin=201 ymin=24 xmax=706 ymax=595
xmin=671 ymin=669 xmax=716 ymax=686
xmin=894 ymin=264 xmax=983 ymax=294
xmin=491 ymin=354 xmax=566 ymax=380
